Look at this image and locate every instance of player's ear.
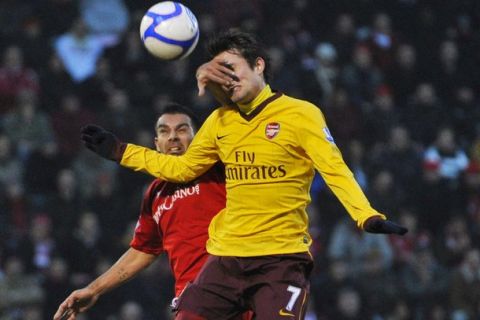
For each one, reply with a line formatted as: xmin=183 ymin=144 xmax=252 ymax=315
xmin=254 ymin=57 xmax=265 ymax=75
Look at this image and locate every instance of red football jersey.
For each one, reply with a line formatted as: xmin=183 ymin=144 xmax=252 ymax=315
xmin=130 ymin=163 xmax=226 ymax=296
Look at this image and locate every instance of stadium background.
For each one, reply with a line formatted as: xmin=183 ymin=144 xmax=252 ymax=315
xmin=0 ymin=0 xmax=479 ymax=319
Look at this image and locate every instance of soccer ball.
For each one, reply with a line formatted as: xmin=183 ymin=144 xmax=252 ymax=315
xmin=140 ymin=1 xmax=199 ymax=60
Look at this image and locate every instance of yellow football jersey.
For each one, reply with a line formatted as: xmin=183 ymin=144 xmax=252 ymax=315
xmin=121 ymin=85 xmax=385 ymax=256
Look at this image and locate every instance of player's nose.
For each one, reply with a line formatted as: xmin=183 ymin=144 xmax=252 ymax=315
xmin=168 ymin=131 xmax=179 ymax=141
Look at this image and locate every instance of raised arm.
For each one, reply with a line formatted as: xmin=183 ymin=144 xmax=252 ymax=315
xmin=80 ymin=119 xmax=219 ymax=182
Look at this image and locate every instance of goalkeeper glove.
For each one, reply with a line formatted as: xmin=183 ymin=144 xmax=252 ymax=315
xmin=80 ymin=124 xmax=126 ymax=162
xmin=364 ymin=216 xmax=408 ymax=235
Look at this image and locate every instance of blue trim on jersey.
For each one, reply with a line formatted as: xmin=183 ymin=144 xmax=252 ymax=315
xmin=142 ymin=2 xmax=199 ymax=55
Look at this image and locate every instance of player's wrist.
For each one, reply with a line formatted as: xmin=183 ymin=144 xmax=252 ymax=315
xmin=85 ymin=282 xmax=105 ymax=297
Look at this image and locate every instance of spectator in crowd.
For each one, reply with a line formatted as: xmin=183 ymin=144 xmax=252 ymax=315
xmin=388 ymin=208 xmax=431 ymax=268
xmin=47 ymin=169 xmax=82 ymax=242
xmin=368 ymin=12 xmax=397 ymax=71
xmin=39 ymin=53 xmax=75 ymax=111
xmin=0 ymin=255 xmax=44 ymax=317
xmin=85 ymin=171 xmax=127 ymax=243
xmin=386 ymin=43 xmax=422 ymax=106
xmin=23 ymin=141 xmax=62 ymax=208
xmin=465 ymin=138 xmax=480 ymax=243
xmin=80 ymin=0 xmax=129 ymax=36
xmin=0 ymin=134 xmax=23 ymax=195
xmin=300 ymin=42 xmax=339 ymax=103
xmin=362 ymin=84 xmax=400 ymax=147
xmin=28 ymin=214 xmax=56 ymax=272
xmin=356 ymin=247 xmax=399 ymax=317
xmin=368 ymin=169 xmax=407 ymax=217
xmin=344 ymin=140 xmax=368 ymax=191
xmin=16 ymin=18 xmax=51 ymax=73
xmin=327 ymin=217 xmax=394 ymax=275
xmin=59 ymin=211 xmax=110 ymax=288
xmin=267 ymin=46 xmax=301 ymax=97
xmin=449 ymin=85 xmax=479 ymax=145
xmin=421 ymin=127 xmax=469 ymax=231
xmin=385 ymin=300 xmax=412 ymax=320
xmin=2 ymin=89 xmax=55 ymax=161
xmin=400 ymin=246 xmax=450 ymax=319
xmin=54 ymin=19 xmax=115 ymax=83
xmin=98 ymin=88 xmax=142 ymax=141
xmin=50 ymin=93 xmax=97 ymax=163
xmin=369 ymin=125 xmax=422 ymax=205
xmin=72 ymin=148 xmax=118 ymax=200
xmin=438 ymin=215 xmax=472 ymax=268
xmin=312 ymin=258 xmax=354 ymax=318
xmin=432 ymin=40 xmax=470 ymax=102
xmin=331 ymin=286 xmax=367 ymax=320
xmin=340 ymin=44 xmax=383 ymax=106
xmin=0 ymin=45 xmax=40 ymax=114
xmin=402 ymin=82 xmax=447 ymax=145
xmin=42 ymin=258 xmax=73 ymax=320
xmin=449 ymin=247 xmax=480 ymax=319
xmin=327 ymin=13 xmax=356 ymax=66
xmin=323 ymin=87 xmax=363 ymax=149
xmin=117 ymin=301 xmax=144 ymax=320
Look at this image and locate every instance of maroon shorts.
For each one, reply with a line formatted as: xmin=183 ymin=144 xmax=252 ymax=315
xmin=176 ymin=252 xmax=313 ymax=319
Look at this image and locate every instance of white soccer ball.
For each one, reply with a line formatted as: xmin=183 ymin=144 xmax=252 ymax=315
xmin=140 ymin=1 xmax=199 ymax=60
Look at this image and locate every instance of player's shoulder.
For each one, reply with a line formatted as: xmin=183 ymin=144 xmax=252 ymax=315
xmin=276 ymin=93 xmax=324 ymax=116
xmin=203 ymin=106 xmax=237 ymax=125
xmin=210 ymin=105 xmax=238 ymax=116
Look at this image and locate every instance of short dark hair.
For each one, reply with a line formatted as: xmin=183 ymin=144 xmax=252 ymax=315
xmin=155 ymin=103 xmax=200 ymax=131
xmin=206 ymin=29 xmax=271 ymax=83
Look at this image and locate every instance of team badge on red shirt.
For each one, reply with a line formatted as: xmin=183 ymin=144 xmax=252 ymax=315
xmin=265 ymin=122 xmax=280 ymax=139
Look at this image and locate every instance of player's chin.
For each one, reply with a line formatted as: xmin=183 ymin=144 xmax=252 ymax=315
xmin=167 ymin=150 xmax=184 ymax=156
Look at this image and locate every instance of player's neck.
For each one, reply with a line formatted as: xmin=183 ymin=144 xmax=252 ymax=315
xmin=238 ymin=84 xmax=272 ymax=115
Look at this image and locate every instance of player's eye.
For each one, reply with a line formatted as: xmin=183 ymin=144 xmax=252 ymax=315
xmin=158 ymin=129 xmax=169 ymax=135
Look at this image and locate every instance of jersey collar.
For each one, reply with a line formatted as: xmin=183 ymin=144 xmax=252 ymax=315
xmin=238 ymin=85 xmax=282 ymax=121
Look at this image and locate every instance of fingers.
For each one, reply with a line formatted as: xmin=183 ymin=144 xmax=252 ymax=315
xmin=92 ymin=134 xmax=106 ymax=145
xmin=198 ymin=84 xmax=206 ymax=97
xmin=201 ymin=68 xmax=233 ymax=86
xmin=59 ymin=308 xmax=75 ymax=320
xmin=219 ymin=62 xmax=239 ymax=81
xmin=196 ymin=60 xmax=239 ymax=89
xmin=53 ymin=304 xmax=67 ymax=320
xmin=80 ymin=124 xmax=103 ymax=135
xmin=81 ymin=134 xmax=99 ymax=152
xmin=84 ymin=143 xmax=97 ymax=153
xmin=54 ymin=300 xmax=76 ymax=320
xmin=81 ymin=134 xmax=93 ymax=144
xmin=80 ymin=129 xmax=107 ymax=145
xmin=364 ymin=217 xmax=408 ymax=235
xmin=387 ymin=221 xmax=408 ymax=235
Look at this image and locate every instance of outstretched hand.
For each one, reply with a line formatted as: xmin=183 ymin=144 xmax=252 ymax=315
xmin=196 ymin=59 xmax=238 ymax=106
xmin=53 ymin=288 xmax=99 ymax=320
xmin=364 ymin=216 xmax=408 ymax=235
xmin=80 ymin=125 xmax=125 ymax=162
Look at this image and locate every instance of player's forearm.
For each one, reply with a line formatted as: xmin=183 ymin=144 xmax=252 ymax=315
xmin=86 ymin=248 xmax=156 ymax=296
xmin=120 ymin=144 xmax=199 ymax=182
xmin=319 ymin=163 xmax=385 ymax=228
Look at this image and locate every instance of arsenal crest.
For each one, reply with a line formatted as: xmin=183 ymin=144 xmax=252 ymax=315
xmin=265 ymin=122 xmax=280 ymax=139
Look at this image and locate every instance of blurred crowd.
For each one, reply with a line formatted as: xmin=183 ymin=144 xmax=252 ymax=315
xmin=0 ymin=0 xmax=479 ymax=319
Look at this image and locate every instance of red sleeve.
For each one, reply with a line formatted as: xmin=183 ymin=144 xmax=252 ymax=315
xmin=130 ymin=180 xmax=164 ymax=255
